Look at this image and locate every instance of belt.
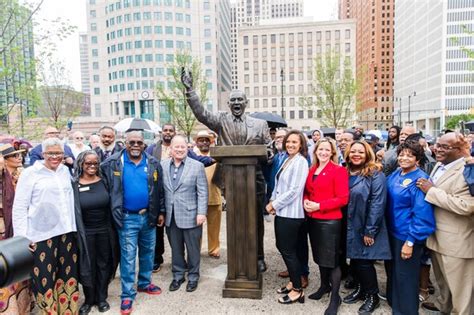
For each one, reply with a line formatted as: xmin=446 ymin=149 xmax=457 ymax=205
xmin=123 ymin=208 xmax=147 ymax=215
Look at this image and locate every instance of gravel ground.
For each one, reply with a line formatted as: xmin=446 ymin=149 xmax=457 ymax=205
xmin=79 ymin=212 xmax=436 ymax=314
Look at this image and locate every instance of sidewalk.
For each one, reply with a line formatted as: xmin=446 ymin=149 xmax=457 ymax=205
xmin=87 ymin=212 xmax=427 ymax=314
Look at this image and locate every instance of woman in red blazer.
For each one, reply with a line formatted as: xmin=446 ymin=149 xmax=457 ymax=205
xmin=304 ymin=137 xmax=349 ymax=315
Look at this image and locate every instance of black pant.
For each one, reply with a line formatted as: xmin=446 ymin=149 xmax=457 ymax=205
xmin=275 ymin=216 xmax=304 ymax=289
xmin=351 ymin=259 xmax=379 ymax=295
xmin=154 ymin=224 xmax=165 ymax=267
xmin=386 ymin=237 xmax=423 ymax=315
xmin=296 ymin=219 xmax=309 ymax=276
xmin=256 ymin=170 xmax=265 ymax=261
xmin=83 ymin=229 xmax=112 ymax=305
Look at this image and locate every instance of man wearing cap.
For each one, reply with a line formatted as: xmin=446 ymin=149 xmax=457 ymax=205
xmin=364 ymin=133 xmax=381 ymax=155
xmin=194 ymin=131 xmax=222 ymax=258
xmin=29 ymin=126 xmax=75 ymax=167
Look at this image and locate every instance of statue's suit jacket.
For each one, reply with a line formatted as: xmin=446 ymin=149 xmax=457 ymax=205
xmin=426 ymin=158 xmax=474 ymax=259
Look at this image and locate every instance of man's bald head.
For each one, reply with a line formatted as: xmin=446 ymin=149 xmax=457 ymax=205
xmin=399 ymin=126 xmax=416 ymax=144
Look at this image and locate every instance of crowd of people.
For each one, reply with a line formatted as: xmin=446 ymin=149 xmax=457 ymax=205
xmin=0 ymin=122 xmax=473 ymax=315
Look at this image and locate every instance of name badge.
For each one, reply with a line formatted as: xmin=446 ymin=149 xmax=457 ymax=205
xmin=79 ymin=186 xmax=90 ymax=192
xmin=113 ymin=171 xmax=121 ymax=176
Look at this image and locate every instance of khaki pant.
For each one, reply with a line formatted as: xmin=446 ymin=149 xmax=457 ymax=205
xmin=206 ymin=204 xmax=222 ymax=256
xmin=432 ymin=251 xmax=474 ymax=315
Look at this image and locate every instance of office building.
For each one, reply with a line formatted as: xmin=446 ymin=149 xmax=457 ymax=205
xmin=230 ymin=0 xmax=304 ymax=90
xmin=339 ymin=0 xmax=395 ymax=130
xmin=237 ymin=19 xmax=356 ymax=130
xmin=79 ymin=33 xmax=91 ymax=94
xmin=394 ymin=0 xmax=473 ymax=135
xmin=86 ymin=0 xmax=231 ymax=124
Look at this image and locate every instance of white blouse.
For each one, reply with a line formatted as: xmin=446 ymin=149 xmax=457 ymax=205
xmin=12 ymin=161 xmax=76 ymax=243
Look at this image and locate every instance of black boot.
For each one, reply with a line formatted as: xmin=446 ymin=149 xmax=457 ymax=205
xmin=308 ymin=285 xmax=331 ymax=300
xmin=324 ymin=294 xmax=341 ymax=315
xmin=358 ymin=294 xmax=380 ymax=314
xmin=343 ymin=283 xmax=363 ymax=304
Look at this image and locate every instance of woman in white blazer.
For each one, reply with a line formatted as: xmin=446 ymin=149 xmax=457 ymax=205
xmin=266 ymin=130 xmax=309 ymax=304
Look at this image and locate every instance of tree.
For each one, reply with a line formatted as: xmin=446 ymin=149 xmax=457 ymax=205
xmin=299 ymin=52 xmax=358 ymax=128
xmin=445 ymin=113 xmax=474 ymax=130
xmin=35 ymin=62 xmax=83 ymax=130
xmin=155 ymin=51 xmax=208 ymax=139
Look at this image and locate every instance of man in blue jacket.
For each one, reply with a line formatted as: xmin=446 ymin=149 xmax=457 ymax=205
xmin=101 ymin=131 xmax=165 ymax=315
xmin=30 ymin=126 xmax=75 ymax=168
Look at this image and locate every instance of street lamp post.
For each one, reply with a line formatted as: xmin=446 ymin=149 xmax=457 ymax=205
xmin=280 ymin=68 xmax=284 ymax=118
xmin=394 ymin=96 xmax=402 ymax=126
xmin=407 ymin=91 xmax=416 ymax=125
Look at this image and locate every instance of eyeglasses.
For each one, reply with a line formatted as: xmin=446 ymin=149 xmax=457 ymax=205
xmin=434 ymin=143 xmax=460 ymax=151
xmin=44 ymin=152 xmax=64 ymax=158
xmin=127 ymin=140 xmax=144 ymax=146
xmin=84 ymin=162 xmax=98 ymax=167
xmin=75 ymin=137 xmax=84 ymax=140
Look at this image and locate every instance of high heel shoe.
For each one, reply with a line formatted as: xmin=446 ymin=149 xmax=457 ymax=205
xmin=277 ymin=284 xmax=292 ymax=294
xmin=324 ymin=294 xmax=342 ymax=315
xmin=278 ymin=289 xmax=305 ymax=304
xmin=308 ymin=285 xmax=331 ymax=300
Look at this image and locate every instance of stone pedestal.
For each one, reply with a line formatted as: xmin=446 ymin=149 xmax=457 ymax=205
xmin=210 ymin=145 xmax=267 ymax=299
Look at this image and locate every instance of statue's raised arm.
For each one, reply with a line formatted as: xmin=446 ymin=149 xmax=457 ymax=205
xmin=181 ymin=67 xmax=221 ymax=133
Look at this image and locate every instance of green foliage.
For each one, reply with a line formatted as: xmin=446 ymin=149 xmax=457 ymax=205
xmin=299 ymin=52 xmax=357 ymax=128
xmin=445 ymin=113 xmax=474 ymax=130
xmin=155 ymin=51 xmax=208 ymax=139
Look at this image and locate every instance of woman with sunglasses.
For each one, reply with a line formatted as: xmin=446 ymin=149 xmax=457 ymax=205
xmin=0 ymin=144 xmax=32 ymax=314
xmin=73 ymin=150 xmax=116 ymax=314
xmin=13 ymin=138 xmax=79 ymax=314
xmin=304 ymin=137 xmax=349 ymax=315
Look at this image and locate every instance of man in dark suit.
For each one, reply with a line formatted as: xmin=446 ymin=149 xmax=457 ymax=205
xmin=94 ymin=126 xmax=123 ymax=162
xmin=162 ymin=135 xmax=208 ymax=292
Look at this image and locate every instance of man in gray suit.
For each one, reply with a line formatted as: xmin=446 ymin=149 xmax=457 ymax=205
xmin=162 ymin=135 xmax=208 ymax=292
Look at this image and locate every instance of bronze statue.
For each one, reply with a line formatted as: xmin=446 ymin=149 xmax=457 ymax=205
xmin=181 ymin=68 xmax=269 ymax=272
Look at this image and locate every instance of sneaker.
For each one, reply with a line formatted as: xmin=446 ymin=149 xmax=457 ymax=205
xmin=137 ymin=283 xmax=162 ymax=295
xmin=120 ymin=300 xmax=133 ymax=315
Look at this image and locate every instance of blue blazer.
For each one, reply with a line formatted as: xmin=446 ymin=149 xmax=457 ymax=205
xmin=346 ymin=171 xmax=391 ymax=260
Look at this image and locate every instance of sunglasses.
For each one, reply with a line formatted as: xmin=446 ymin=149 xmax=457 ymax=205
xmin=75 ymin=137 xmax=84 ymax=140
xmin=84 ymin=161 xmax=99 ymax=167
xmin=5 ymin=153 xmax=22 ymax=159
xmin=127 ymin=140 xmax=144 ymax=146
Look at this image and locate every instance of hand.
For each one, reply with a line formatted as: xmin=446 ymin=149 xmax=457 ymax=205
xmin=303 ymin=200 xmax=319 ymax=212
xmin=416 ymin=178 xmax=434 ymax=193
xmin=180 ymin=67 xmax=193 ymax=91
xmin=157 ymin=214 xmax=165 ymax=227
xmin=376 ymin=149 xmax=385 ymax=161
xmin=64 ymin=157 xmax=74 ymax=166
xmin=363 ymin=236 xmax=375 ymax=246
xmin=401 ymin=243 xmax=413 ymax=260
xmin=265 ymin=202 xmax=275 ymax=215
xmin=29 ymin=243 xmax=37 ymax=252
xmin=196 ymin=214 xmax=206 ymax=226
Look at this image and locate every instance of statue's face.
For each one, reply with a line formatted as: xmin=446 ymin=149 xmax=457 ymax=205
xmin=228 ymin=91 xmax=247 ymax=118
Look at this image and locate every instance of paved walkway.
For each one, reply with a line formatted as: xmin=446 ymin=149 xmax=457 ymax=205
xmin=84 ymin=212 xmax=434 ymax=314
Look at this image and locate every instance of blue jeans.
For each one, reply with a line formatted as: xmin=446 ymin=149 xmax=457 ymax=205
xmin=117 ymin=212 xmax=156 ymax=300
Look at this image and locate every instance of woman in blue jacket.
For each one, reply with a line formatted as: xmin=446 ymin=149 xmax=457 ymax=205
xmin=386 ymin=141 xmax=436 ymax=315
xmin=343 ymin=141 xmax=391 ymax=314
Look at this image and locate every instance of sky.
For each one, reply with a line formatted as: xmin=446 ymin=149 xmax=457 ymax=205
xmin=33 ymin=0 xmax=338 ymax=91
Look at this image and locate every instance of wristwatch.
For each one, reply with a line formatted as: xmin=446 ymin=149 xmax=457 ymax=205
xmin=405 ymin=241 xmax=414 ymax=247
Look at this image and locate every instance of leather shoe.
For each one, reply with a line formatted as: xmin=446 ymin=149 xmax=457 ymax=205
xmin=186 ymin=281 xmax=198 ymax=292
xmin=301 ymin=275 xmax=308 ymax=288
xmin=79 ymin=304 xmax=92 ymax=315
xmin=422 ymin=302 xmax=441 ymax=312
xmin=97 ymin=301 xmax=110 ymax=312
xmin=169 ymin=278 xmax=185 ymax=291
xmin=278 ymin=270 xmax=289 ymax=278
xmin=258 ymin=260 xmax=267 ymax=272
